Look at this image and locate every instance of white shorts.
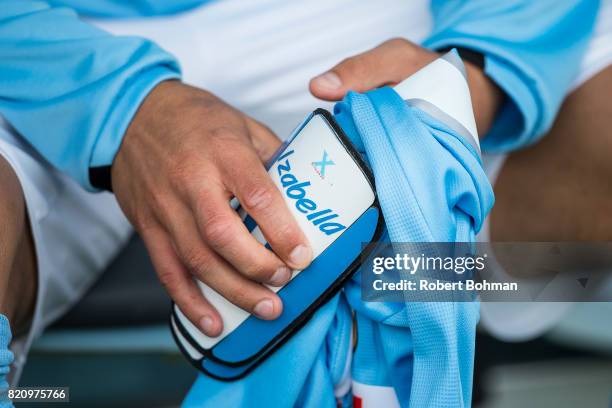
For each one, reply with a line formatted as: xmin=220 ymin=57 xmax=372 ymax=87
xmin=0 ymin=117 xmax=132 ymax=382
xmin=3 ymin=0 xmax=611 ymax=382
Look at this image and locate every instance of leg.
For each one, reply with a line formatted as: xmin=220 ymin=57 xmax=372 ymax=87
xmin=480 ymin=67 xmax=612 ymax=340
xmin=0 ymin=123 xmax=131 ymax=384
xmin=0 ymin=155 xmax=37 ymax=337
xmin=491 ymin=66 xmax=612 ymax=241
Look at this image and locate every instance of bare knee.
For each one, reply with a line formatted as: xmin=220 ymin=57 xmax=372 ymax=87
xmin=0 ymin=156 xmax=36 ymax=334
xmin=491 ymin=66 xmax=612 ymax=241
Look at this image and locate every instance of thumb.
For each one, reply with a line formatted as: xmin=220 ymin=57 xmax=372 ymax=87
xmin=309 ymin=38 xmax=438 ymax=101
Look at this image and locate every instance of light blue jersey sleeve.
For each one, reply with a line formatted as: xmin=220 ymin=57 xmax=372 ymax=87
xmin=423 ymin=0 xmax=600 ymax=152
xmin=0 ymin=1 xmax=181 ymax=190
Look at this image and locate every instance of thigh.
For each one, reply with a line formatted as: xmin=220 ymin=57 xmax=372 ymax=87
xmin=0 ymin=154 xmax=36 ymax=336
xmin=0 ymin=119 xmax=133 ymax=382
xmin=490 ymin=65 xmax=612 ymax=241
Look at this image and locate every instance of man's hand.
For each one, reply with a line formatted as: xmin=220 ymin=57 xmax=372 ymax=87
xmin=111 ymin=81 xmax=313 ymax=337
xmin=309 ymin=38 xmax=503 ymax=136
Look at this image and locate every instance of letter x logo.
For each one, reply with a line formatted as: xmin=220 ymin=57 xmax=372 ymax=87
xmin=313 ymin=150 xmax=335 ymax=178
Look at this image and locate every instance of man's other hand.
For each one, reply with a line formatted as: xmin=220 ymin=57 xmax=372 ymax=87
xmin=309 ymin=38 xmax=503 ymax=136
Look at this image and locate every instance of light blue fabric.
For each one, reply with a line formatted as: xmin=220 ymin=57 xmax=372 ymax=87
xmin=423 ymin=0 xmax=600 ymax=151
xmin=46 ymin=0 xmax=212 ymax=17
xmin=0 ymin=0 xmax=598 ymax=190
xmin=337 ymin=88 xmax=490 ymax=407
xmin=0 ymin=1 xmax=181 ymax=190
xmin=0 ymin=315 xmax=14 ymax=408
xmin=182 ymin=86 xmax=494 ymax=407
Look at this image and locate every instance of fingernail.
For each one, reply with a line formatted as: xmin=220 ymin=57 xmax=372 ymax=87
xmin=200 ymin=316 xmax=215 ymax=335
xmin=289 ymin=244 xmax=312 ymax=268
xmin=313 ymin=72 xmax=342 ymax=90
xmin=254 ymin=299 xmax=275 ymax=319
xmin=269 ymin=266 xmax=291 ymax=286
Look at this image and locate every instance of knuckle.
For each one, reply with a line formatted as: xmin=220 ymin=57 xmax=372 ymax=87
xmin=209 ymin=133 xmax=254 ymax=174
xmin=227 ymin=289 xmax=251 ymax=309
xmin=209 ymin=126 xmax=241 ymax=143
xmin=168 ymin=155 xmax=199 ymax=188
xmin=243 ymin=261 xmax=272 ymax=281
xmin=340 ymin=55 xmax=358 ymax=70
xmin=208 ymin=128 xmax=247 ymax=159
xmin=343 ymin=55 xmax=370 ymax=77
xmin=135 ymin=211 xmax=158 ymax=234
xmin=274 ymin=222 xmax=300 ymax=247
xmin=242 ymin=186 xmax=274 ymax=213
xmin=157 ymin=269 xmax=180 ymax=291
xmin=201 ymin=214 xmax=235 ymax=248
xmin=182 ymin=292 xmax=207 ymax=314
xmin=279 ymin=220 xmax=300 ymax=243
xmin=149 ymin=190 xmax=172 ymax=215
xmin=182 ymin=247 xmax=213 ymax=274
xmin=193 ymin=184 xmax=218 ymax=210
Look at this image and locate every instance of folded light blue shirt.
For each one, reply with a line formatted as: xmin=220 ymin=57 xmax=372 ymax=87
xmin=0 ymin=0 xmax=600 ymax=190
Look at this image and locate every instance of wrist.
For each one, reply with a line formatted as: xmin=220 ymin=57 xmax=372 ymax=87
xmin=464 ymin=60 xmax=504 ymax=139
xmin=435 ymin=47 xmax=503 ymax=138
xmin=110 ymin=80 xmax=183 ymax=191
